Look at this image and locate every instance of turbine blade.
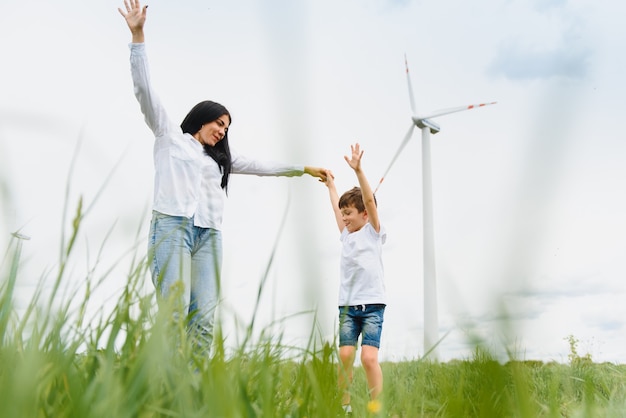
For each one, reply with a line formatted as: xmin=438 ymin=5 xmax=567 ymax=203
xmin=375 ymin=123 xmax=415 ymax=193
xmin=405 ymin=54 xmax=417 ymax=115
xmin=419 ymin=101 xmax=497 ymax=120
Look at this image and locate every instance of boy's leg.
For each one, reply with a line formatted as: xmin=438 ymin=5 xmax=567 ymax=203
xmin=338 ymin=345 xmax=356 ymax=406
xmin=360 ymin=305 xmax=385 ymax=400
xmin=338 ymin=306 xmax=360 ymax=408
xmin=361 ymin=345 xmax=383 ymax=399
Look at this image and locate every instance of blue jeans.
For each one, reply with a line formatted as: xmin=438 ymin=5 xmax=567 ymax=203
xmin=338 ymin=304 xmax=385 ymax=348
xmin=149 ymin=211 xmax=222 ymax=352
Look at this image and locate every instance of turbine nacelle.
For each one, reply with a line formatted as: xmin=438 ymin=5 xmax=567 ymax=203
xmin=412 ymin=117 xmax=441 ymax=134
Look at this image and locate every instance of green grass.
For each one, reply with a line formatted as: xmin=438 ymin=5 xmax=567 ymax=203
xmin=2 ymin=197 xmax=626 ymax=417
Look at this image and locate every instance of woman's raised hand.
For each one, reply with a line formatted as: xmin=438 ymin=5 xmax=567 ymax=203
xmin=118 ymin=0 xmax=148 ymax=42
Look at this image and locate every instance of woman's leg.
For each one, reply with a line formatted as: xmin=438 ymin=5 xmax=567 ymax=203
xmin=149 ymin=212 xmax=192 ymax=311
xmin=188 ymin=227 xmax=222 ymax=352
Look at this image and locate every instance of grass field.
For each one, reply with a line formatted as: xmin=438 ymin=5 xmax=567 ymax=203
xmin=2 ymin=200 xmax=626 ymax=417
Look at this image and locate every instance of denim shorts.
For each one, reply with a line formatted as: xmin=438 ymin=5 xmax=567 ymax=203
xmin=338 ymin=304 xmax=385 ymax=348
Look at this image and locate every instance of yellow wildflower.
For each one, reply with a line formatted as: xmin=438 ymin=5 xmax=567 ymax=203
xmin=367 ymin=399 xmax=382 ymax=414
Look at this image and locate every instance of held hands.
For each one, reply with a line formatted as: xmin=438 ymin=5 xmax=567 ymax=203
xmin=322 ymin=169 xmax=336 ymax=189
xmin=305 ymin=166 xmax=333 ymax=183
xmin=118 ymin=0 xmax=148 ymax=40
xmin=344 ymin=143 xmax=364 ymax=172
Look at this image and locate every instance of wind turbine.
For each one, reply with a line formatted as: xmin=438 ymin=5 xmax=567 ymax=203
xmin=375 ymin=56 xmax=496 ymax=359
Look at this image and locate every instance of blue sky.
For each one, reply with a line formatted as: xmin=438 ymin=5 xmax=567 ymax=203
xmin=1 ymin=0 xmax=625 ymax=362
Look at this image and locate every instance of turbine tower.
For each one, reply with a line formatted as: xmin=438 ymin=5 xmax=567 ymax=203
xmin=375 ymin=56 xmax=496 ymax=359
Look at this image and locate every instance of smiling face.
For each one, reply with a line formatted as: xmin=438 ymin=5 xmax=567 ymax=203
xmin=340 ymin=204 xmax=368 ymax=233
xmin=194 ymin=114 xmax=230 ymax=146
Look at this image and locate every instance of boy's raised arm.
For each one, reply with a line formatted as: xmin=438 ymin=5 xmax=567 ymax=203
xmin=345 ymin=143 xmax=380 ymax=233
xmin=324 ymin=175 xmax=344 ymax=233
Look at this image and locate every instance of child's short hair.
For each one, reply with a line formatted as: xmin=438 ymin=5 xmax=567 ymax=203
xmin=338 ymin=187 xmax=377 ymax=213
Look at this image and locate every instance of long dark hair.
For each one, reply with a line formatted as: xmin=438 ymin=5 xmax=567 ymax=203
xmin=180 ymin=100 xmax=232 ymax=190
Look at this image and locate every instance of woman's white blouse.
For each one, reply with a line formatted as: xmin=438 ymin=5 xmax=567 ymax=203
xmin=129 ymin=43 xmax=304 ymax=229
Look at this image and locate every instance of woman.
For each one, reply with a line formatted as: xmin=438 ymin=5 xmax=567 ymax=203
xmin=118 ymin=0 xmax=330 ymax=353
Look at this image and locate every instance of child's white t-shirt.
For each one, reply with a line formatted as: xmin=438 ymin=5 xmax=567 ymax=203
xmin=338 ymin=222 xmax=386 ymax=306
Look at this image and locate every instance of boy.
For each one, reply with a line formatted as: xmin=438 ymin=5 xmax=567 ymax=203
xmin=324 ymin=143 xmax=386 ymax=414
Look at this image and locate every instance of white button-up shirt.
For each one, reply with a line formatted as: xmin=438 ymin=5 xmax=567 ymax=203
xmin=129 ymin=43 xmax=304 ymax=229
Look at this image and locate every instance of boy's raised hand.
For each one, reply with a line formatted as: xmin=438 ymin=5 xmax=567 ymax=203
xmin=344 ymin=143 xmax=364 ymax=172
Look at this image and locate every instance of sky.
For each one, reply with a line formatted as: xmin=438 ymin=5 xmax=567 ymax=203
xmin=1 ymin=0 xmax=625 ymax=363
